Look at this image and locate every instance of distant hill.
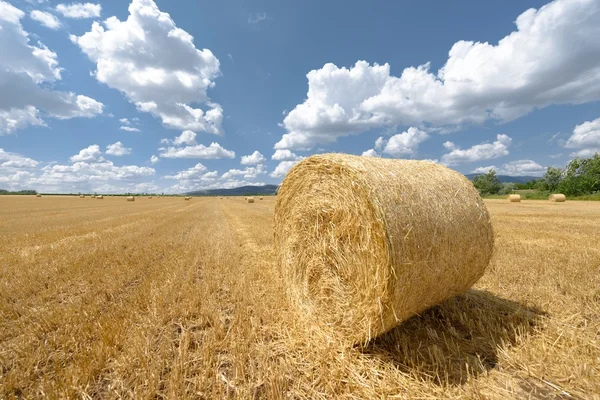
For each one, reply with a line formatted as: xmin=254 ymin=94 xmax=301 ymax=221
xmin=186 ymin=184 xmax=279 ymax=196
xmin=465 ymin=174 xmax=540 ymax=183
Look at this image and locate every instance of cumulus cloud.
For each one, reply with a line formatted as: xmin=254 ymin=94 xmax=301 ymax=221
xmin=55 ymin=3 xmax=101 ymax=19
xmin=0 ymin=1 xmax=104 ymax=134
xmin=71 ymin=0 xmax=223 ymax=133
xmin=384 ymin=127 xmax=429 ymax=157
xmin=173 ymin=130 xmax=197 ymax=146
xmin=164 ymin=163 xmax=213 ymax=180
xmin=35 ymin=160 xmax=154 ymax=188
xmin=120 ymin=126 xmax=140 ymax=132
xmin=441 ymin=134 xmax=511 ymax=165
xmin=222 ymin=164 xmax=266 ymax=179
xmin=271 ymin=149 xmax=303 ymax=161
xmin=0 ymin=148 xmax=38 ymax=190
xmin=240 ymin=151 xmax=266 ymax=165
xmin=159 ymin=142 xmax=235 ymax=159
xmin=565 ymin=117 xmax=600 ymax=157
xmin=106 ymin=141 xmax=131 ymax=156
xmin=472 ymin=159 xmax=546 ymax=176
xmin=362 ymin=127 xmax=429 ymax=158
xmin=70 ymin=144 xmax=102 ymax=162
xmin=361 ymin=149 xmax=379 ymax=157
xmin=270 ymin=160 xmax=300 ymax=178
xmin=30 ymin=10 xmax=61 ymax=29
xmin=149 ymin=155 xmax=159 ymax=164
xmin=277 ymin=0 xmax=600 ymax=150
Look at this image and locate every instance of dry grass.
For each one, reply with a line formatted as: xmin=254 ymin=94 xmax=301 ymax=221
xmin=0 ymin=196 xmax=598 ymax=399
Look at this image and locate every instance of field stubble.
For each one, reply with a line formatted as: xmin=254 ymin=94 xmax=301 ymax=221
xmin=0 ymin=196 xmax=598 ymax=399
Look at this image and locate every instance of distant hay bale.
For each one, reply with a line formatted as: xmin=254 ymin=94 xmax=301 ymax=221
xmin=79 ymin=195 xmax=85 ymax=198
xmin=127 ymin=196 xmax=135 ymax=202
xmin=36 ymin=194 xmax=41 ymax=197
xmin=508 ymin=194 xmax=521 ymax=202
xmin=549 ymin=193 xmax=566 ymax=202
xmin=247 ymin=197 xmax=255 ymax=203
xmin=148 ymin=196 xmax=152 ymax=199
xmin=184 ymin=196 xmax=191 ymax=200
xmin=91 ymin=195 xmax=96 ymax=198
xmin=274 ymin=153 xmax=494 ymax=344
xmin=259 ymin=197 xmax=264 ymax=200
xmin=96 ymin=195 xmax=104 ymax=199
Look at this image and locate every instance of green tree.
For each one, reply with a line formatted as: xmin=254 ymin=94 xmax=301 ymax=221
xmin=558 ymin=153 xmax=600 ymax=196
xmin=473 ymin=169 xmax=502 ymax=195
xmin=542 ymin=166 xmax=563 ymax=192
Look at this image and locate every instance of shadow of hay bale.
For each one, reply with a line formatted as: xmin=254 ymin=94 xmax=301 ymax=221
xmin=360 ymin=289 xmax=545 ymax=386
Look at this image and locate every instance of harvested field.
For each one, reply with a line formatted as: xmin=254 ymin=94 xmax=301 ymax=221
xmin=0 ymin=196 xmax=598 ymax=399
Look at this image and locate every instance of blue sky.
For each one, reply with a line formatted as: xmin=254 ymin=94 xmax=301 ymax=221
xmin=1 ymin=0 xmax=599 ymax=193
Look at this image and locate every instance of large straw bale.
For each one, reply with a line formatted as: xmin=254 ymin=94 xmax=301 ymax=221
xmin=184 ymin=196 xmax=191 ymax=200
xmin=549 ymin=193 xmax=566 ymax=202
xmin=96 ymin=195 xmax=104 ymax=199
xmin=35 ymin=194 xmax=41 ymax=197
xmin=274 ymin=153 xmax=494 ymax=344
xmin=508 ymin=194 xmax=521 ymax=202
xmin=247 ymin=197 xmax=255 ymax=203
xmin=127 ymin=196 xmax=135 ymax=202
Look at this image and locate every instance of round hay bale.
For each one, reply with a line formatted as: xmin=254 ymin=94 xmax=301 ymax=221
xmin=247 ymin=197 xmax=255 ymax=203
xmin=96 ymin=195 xmax=104 ymax=199
xmin=259 ymin=197 xmax=264 ymax=200
xmin=80 ymin=195 xmax=85 ymax=198
xmin=35 ymin=194 xmax=42 ymax=197
xmin=274 ymin=153 xmax=494 ymax=344
xmin=148 ymin=196 xmax=152 ymax=199
xmin=184 ymin=196 xmax=191 ymax=200
xmin=127 ymin=196 xmax=135 ymax=202
xmin=549 ymin=193 xmax=566 ymax=202
xmin=508 ymin=194 xmax=521 ymax=202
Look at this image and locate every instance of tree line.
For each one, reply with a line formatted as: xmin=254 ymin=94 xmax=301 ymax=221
xmin=473 ymin=153 xmax=600 ymax=197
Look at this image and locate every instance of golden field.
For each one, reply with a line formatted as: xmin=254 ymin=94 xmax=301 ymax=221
xmin=0 ymin=195 xmax=598 ymax=399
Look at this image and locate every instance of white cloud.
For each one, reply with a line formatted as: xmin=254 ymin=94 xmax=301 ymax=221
xmin=240 ymin=150 xmax=266 ymax=165
xmin=149 ymin=155 xmax=159 ymax=164
xmin=222 ymin=164 xmax=266 ymax=179
xmin=277 ymin=0 xmax=600 ymax=150
xmin=164 ymin=163 xmax=213 ymax=180
xmin=159 ymin=142 xmax=235 ymax=159
xmin=472 ymin=160 xmax=546 ymax=177
xmin=55 ymin=3 xmax=101 ymax=19
xmin=30 ymin=10 xmax=61 ymax=29
xmin=70 ymin=144 xmax=102 ymax=162
xmin=106 ymin=141 xmax=131 ymax=156
xmin=0 ymin=148 xmax=38 ymax=190
xmin=120 ymin=126 xmax=140 ymax=132
xmin=270 ymin=160 xmax=301 ymax=178
xmin=382 ymin=127 xmax=429 ymax=157
xmin=472 ymin=165 xmax=497 ymax=174
xmin=362 ymin=149 xmax=379 ymax=157
xmin=248 ymin=12 xmax=267 ymax=24
xmin=35 ymin=160 xmax=154 ymax=187
xmin=173 ymin=130 xmax=197 ymax=146
xmin=0 ymin=1 xmax=104 ymax=134
xmin=119 ymin=118 xmax=130 ymax=125
xmin=71 ymin=0 xmax=223 ymax=133
xmin=0 ymin=148 xmax=38 ymax=169
xmin=565 ymin=117 xmax=600 ymax=157
xmin=271 ymin=149 xmax=303 ymax=161
xmin=441 ymin=134 xmax=512 ymax=165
